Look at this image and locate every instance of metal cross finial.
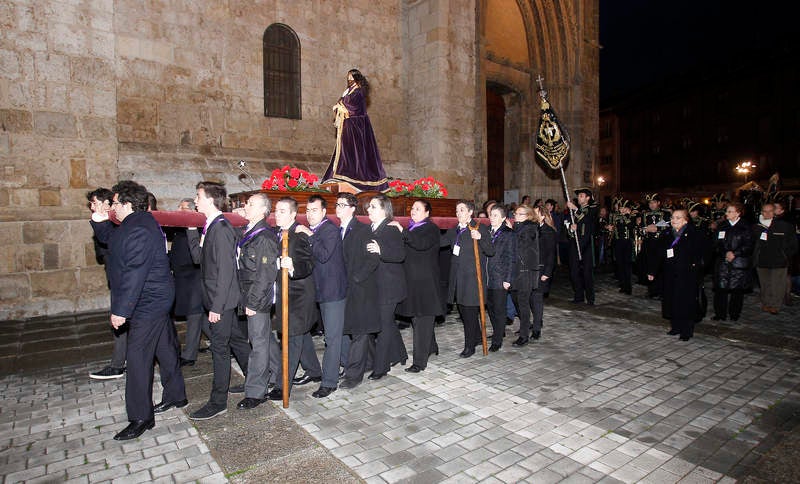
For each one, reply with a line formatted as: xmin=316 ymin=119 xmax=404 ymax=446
xmin=535 ymin=74 xmax=545 ymax=91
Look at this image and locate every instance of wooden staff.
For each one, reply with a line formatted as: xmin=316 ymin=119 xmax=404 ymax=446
xmin=281 ymin=232 xmax=290 ymax=409
xmin=469 ymin=224 xmax=489 ymax=356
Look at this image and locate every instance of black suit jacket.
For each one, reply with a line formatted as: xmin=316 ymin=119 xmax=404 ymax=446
xmin=341 ymin=218 xmax=380 ymax=334
xmin=275 ymin=222 xmax=317 ymax=336
xmin=308 ymin=217 xmax=347 ymax=303
xmin=107 ymin=211 xmax=174 ymax=321
xmin=237 ymin=220 xmax=279 ymax=313
xmin=371 ymin=218 xmax=407 ymax=305
xmin=187 ymin=214 xmax=240 ymax=314
xmin=167 ymin=228 xmax=203 ymax=316
xmin=397 ymin=219 xmax=444 ymax=317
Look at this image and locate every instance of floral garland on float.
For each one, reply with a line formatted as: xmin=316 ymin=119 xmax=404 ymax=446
xmin=387 ymin=177 xmax=448 ymax=198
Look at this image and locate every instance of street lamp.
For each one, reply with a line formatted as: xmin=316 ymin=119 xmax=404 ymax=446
xmin=596 ymin=176 xmax=606 ymax=186
xmin=735 ymin=160 xmax=756 ymax=184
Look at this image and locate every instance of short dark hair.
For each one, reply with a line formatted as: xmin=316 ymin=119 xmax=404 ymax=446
xmin=413 ymin=199 xmax=432 ymax=214
xmin=457 ymin=199 xmax=476 ymax=214
xmin=545 ymin=199 xmax=557 ymax=206
xmin=307 ymin=194 xmax=327 ymax=208
xmin=371 ymin=194 xmax=393 ymax=220
xmin=87 ymin=187 xmax=113 ymax=203
xmin=277 ymin=196 xmax=298 ymax=214
xmin=146 ymin=192 xmax=158 ymax=211
xmin=490 ymin=204 xmax=507 ymax=218
xmin=112 ymin=180 xmax=149 ymax=212
xmin=336 ymin=193 xmax=358 ymax=207
xmin=196 ymin=181 xmax=227 ymax=211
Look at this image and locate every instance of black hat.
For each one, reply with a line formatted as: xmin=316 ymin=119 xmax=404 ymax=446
xmin=644 ymin=193 xmax=661 ymax=202
xmin=688 ymin=202 xmax=706 ymax=215
xmin=574 ymin=187 xmax=593 ymax=198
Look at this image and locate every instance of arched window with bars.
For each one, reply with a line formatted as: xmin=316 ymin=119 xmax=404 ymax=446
xmin=263 ymin=24 xmax=301 ymax=119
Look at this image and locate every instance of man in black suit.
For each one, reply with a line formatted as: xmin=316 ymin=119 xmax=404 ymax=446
xmin=106 ymin=180 xmax=186 ymax=440
xmin=87 ymin=187 xmax=130 ymax=380
xmin=486 ymin=204 xmax=515 ymax=352
xmin=336 ymin=194 xmax=380 ymax=389
xmin=296 ymin=195 xmax=348 ymax=398
xmin=266 ymin=197 xmax=317 ymax=401
xmin=566 ymin=188 xmax=599 ymax=305
xmin=187 ymin=181 xmax=250 ymax=420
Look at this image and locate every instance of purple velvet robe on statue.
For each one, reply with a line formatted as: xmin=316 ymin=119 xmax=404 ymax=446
xmin=323 ymin=87 xmax=389 ymax=191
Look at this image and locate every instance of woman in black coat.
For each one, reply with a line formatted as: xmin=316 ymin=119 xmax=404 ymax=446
xmin=648 ymin=210 xmax=705 ymax=340
xmin=533 ymin=206 xmax=557 ymax=338
xmin=510 ymin=205 xmax=540 ymax=347
xmin=394 ymin=200 xmax=443 ymax=372
xmin=712 ymin=203 xmax=754 ymax=321
xmin=366 ymin=194 xmax=408 ymax=380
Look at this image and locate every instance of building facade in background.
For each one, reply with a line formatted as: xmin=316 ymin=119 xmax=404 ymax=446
xmin=0 ymin=0 xmax=598 ymax=318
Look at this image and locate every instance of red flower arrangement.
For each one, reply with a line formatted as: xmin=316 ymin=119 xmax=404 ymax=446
xmin=261 ymin=166 xmax=320 ymax=192
xmin=388 ymin=177 xmax=448 ymax=198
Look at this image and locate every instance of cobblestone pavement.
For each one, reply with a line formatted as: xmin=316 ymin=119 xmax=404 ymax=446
xmin=2 ymin=266 xmax=799 ymax=483
xmin=284 ymin=304 xmax=800 ymax=484
xmin=0 ymin=364 xmax=226 ymax=483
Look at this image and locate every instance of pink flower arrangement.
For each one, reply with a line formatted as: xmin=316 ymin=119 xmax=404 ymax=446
xmin=388 ymin=177 xmax=448 ymax=198
xmin=261 ymin=166 xmax=320 ymax=192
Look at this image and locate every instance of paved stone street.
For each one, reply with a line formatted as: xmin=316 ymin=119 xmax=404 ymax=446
xmin=2 ymin=267 xmax=800 ymax=483
xmin=0 ymin=364 xmax=225 ymax=483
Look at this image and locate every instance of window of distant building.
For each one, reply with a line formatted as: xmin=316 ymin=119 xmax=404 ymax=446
xmin=263 ymin=24 xmax=301 ymax=119
xmin=601 ymin=119 xmax=612 ymax=139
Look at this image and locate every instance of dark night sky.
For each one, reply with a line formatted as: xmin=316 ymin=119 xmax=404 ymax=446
xmin=599 ymin=1 xmax=795 ymax=104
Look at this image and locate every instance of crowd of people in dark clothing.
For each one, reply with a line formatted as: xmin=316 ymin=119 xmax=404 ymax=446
xmin=84 ymin=180 xmax=798 ymax=441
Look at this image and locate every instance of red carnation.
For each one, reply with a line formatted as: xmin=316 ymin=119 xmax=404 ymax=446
xmin=287 ymin=178 xmax=299 ymax=188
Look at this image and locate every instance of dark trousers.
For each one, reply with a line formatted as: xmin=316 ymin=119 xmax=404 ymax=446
xmin=714 ymin=288 xmax=745 ymax=319
xmin=614 ymin=239 xmax=633 ymax=293
xmin=344 ymin=333 xmax=375 ymax=383
xmin=512 ymin=272 xmax=534 ymax=338
xmin=457 ymin=304 xmax=481 ymax=349
xmin=274 ymin=333 xmax=304 ymax=395
xmin=643 ymin=239 xmax=662 ymax=297
xmin=569 ymin=244 xmax=595 ymax=303
xmin=110 ymin=323 xmax=128 ymax=369
xmin=671 ymin=318 xmax=694 ymax=339
xmin=126 ymin=314 xmax=185 ymax=422
xmin=181 ymin=312 xmax=211 ymax=361
xmin=486 ymin=288 xmax=508 ymax=346
xmin=299 ymin=333 xmax=323 ymax=378
xmin=319 ymin=298 xmax=349 ymax=388
xmin=208 ymin=309 xmax=250 ymax=408
xmin=373 ymin=303 xmax=407 ymax=375
xmin=411 ymin=315 xmax=436 ymax=369
xmin=531 ymin=287 xmax=544 ymax=333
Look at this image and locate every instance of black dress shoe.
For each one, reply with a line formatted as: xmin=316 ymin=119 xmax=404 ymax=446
xmin=228 ymin=384 xmax=245 ymax=394
xmin=488 ymin=344 xmax=501 ymax=352
xmin=405 ymin=365 xmax=423 ymax=373
xmin=237 ymin=397 xmax=267 ymax=409
xmin=667 ymin=329 xmax=680 ymax=336
xmin=679 ymin=335 xmax=692 ymax=341
xmin=113 ymin=419 xmax=155 ymax=440
xmin=730 ymin=316 xmax=739 ymax=321
xmin=571 ymin=298 xmax=584 ymax=304
xmin=368 ymin=372 xmax=387 ymax=380
xmin=179 ymin=358 xmax=195 ymax=367
xmin=293 ymin=373 xmax=322 ymax=386
xmin=712 ymin=315 xmax=726 ymax=321
xmin=531 ymin=331 xmax=541 ymax=340
xmin=339 ymin=379 xmax=361 ymax=389
xmin=459 ymin=347 xmax=475 ymax=358
xmin=312 ymin=386 xmax=337 ymax=398
xmin=266 ymin=388 xmax=285 ymax=401
xmin=505 ymin=318 xmax=514 ymax=326
xmin=153 ymin=398 xmax=188 ymax=414
xmin=512 ymin=337 xmax=529 ymax=347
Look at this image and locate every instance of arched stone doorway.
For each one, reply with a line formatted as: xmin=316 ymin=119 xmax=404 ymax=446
xmin=486 ymin=82 xmax=521 ymax=203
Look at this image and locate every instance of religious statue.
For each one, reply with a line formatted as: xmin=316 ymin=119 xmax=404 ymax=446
xmin=322 ymin=69 xmax=389 ymax=192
